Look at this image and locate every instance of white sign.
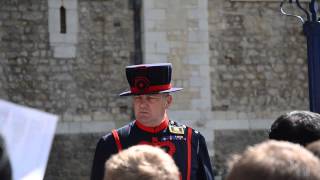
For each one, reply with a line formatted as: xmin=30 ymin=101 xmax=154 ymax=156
xmin=0 ymin=100 xmax=59 ymax=180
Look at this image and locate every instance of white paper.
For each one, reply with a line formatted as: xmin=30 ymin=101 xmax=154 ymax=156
xmin=0 ymin=100 xmax=59 ymax=180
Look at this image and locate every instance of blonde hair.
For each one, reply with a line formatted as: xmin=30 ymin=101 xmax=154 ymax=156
xmin=226 ymin=140 xmax=320 ymax=180
xmin=104 ymin=145 xmax=179 ymax=180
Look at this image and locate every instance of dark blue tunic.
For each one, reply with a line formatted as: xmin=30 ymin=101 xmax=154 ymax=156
xmin=90 ymin=119 xmax=214 ymax=180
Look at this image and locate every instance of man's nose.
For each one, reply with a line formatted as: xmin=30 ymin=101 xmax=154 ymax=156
xmin=138 ymin=98 xmax=148 ymax=107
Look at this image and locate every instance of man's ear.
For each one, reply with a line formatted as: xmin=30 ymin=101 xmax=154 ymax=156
xmin=165 ymin=94 xmax=173 ymax=108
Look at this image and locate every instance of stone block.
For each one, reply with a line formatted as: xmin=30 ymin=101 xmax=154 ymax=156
xmin=237 ymin=112 xmax=248 ymax=120
xmin=168 ymin=110 xmax=200 ymax=121
xmin=80 ymin=121 xmax=115 ymax=133
xmin=55 ymin=122 xmax=70 ymax=134
xmin=68 ymin=122 xmax=81 ymax=134
xmin=213 ymin=119 xmax=249 ymax=130
xmin=188 ymin=31 xmax=209 ymax=42
xmin=143 ymin=0 xmax=155 ymax=9
xmin=198 ymin=0 xmax=208 ymax=8
xmin=199 ymin=65 xmax=210 ymax=77
xmin=187 ymin=53 xmax=210 ymax=65
xmin=189 ymin=76 xmax=202 ymax=87
xmin=66 ymin=9 xmax=79 ymax=33
xmin=225 ymin=111 xmax=237 ymax=120
xmin=73 ymin=115 xmax=85 ymax=122
xmin=156 ymin=42 xmax=170 ymax=53
xmin=196 ymin=127 xmax=214 ymax=142
xmin=144 ymin=53 xmax=168 ymax=64
xmin=212 ymin=111 xmax=227 ymax=120
xmin=187 ymin=8 xmax=208 ymax=19
xmin=191 ymin=99 xmax=211 ymax=110
xmin=92 ymin=112 xmax=112 ymax=121
xmin=144 ymin=9 xmax=166 ymax=20
xmin=48 ymin=8 xmax=60 ymax=33
xmin=198 ymin=19 xmax=209 ymax=31
xmin=154 ymin=0 xmax=169 ymax=8
xmin=53 ymin=45 xmax=76 ymax=58
xmin=144 ymin=20 xmax=156 ymax=31
xmin=145 ymin=31 xmax=167 ymax=42
xmin=249 ymin=119 xmax=273 ymax=130
xmin=62 ymin=113 xmax=73 ymax=122
xmin=144 ymin=42 xmax=156 ymax=53
xmin=48 ymin=0 xmax=77 ymax=9
xmin=187 ymin=43 xmax=209 ymax=53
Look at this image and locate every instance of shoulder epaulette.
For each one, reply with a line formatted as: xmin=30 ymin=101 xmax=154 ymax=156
xmin=168 ymin=120 xmax=186 ymax=135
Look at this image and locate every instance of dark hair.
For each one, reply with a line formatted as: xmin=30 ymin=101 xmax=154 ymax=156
xmin=269 ymin=111 xmax=320 ymax=146
xmin=0 ymin=135 xmax=12 ymax=180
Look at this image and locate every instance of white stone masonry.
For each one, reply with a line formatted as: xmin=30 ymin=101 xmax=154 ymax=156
xmin=142 ymin=0 xmax=212 ymax=125
xmin=48 ymin=0 xmax=78 ymax=58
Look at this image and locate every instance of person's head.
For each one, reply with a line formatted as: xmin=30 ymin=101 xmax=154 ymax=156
xmin=0 ymin=135 xmax=12 ymax=180
xmin=269 ymin=111 xmax=320 ymax=146
xmin=119 ymin=63 xmax=182 ymax=126
xmin=306 ymin=140 xmax=320 ymax=159
xmin=133 ymin=93 xmax=172 ymax=126
xmin=104 ymin=145 xmax=180 ymax=180
xmin=226 ymin=140 xmax=320 ymax=180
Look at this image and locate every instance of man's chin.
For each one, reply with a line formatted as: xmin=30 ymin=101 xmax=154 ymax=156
xmin=136 ymin=117 xmax=155 ymax=125
xmin=137 ymin=117 xmax=150 ymax=122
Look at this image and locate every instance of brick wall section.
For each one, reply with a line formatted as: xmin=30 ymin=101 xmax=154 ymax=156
xmin=44 ymin=133 xmax=103 ymax=180
xmin=208 ymin=0 xmax=309 ymax=113
xmin=213 ymin=130 xmax=268 ymax=178
xmin=0 ymin=0 xmax=134 ymax=124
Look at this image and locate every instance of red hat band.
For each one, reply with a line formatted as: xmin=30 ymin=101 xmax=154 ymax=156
xmin=131 ymin=83 xmax=172 ymax=94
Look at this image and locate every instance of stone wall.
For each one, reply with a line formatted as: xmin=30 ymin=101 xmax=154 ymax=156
xmin=0 ymin=0 xmax=135 ymax=179
xmin=0 ymin=0 xmax=134 ymax=123
xmin=208 ymin=1 xmax=309 ymax=178
xmin=214 ymin=130 xmax=268 ymax=178
xmin=44 ymin=133 xmax=103 ymax=180
xmin=142 ymin=0 xmax=212 ymax=120
xmin=0 ymin=0 xmax=312 ymax=179
xmin=209 ymin=0 xmax=308 ymax=113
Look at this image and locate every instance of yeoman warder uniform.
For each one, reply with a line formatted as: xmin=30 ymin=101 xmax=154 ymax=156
xmin=90 ymin=63 xmax=214 ymax=180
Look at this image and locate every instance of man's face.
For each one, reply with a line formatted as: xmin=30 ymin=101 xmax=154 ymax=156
xmin=133 ymin=94 xmax=172 ymax=127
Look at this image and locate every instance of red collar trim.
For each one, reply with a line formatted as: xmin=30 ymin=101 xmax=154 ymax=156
xmin=135 ymin=117 xmax=169 ymax=133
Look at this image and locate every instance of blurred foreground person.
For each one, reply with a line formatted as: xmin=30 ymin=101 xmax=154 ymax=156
xmin=0 ymin=135 xmax=12 ymax=180
xmin=306 ymin=139 xmax=320 ymax=159
xmin=226 ymin=140 xmax=320 ymax=180
xmin=269 ymin=110 xmax=320 ymax=146
xmin=104 ymin=145 xmax=179 ymax=180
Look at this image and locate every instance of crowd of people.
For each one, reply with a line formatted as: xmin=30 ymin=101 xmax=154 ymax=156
xmin=2 ymin=63 xmax=320 ymax=180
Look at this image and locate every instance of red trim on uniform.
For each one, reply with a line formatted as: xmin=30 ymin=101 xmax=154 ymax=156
xmin=135 ymin=116 xmax=169 ymax=133
xmin=112 ymin=130 xmax=122 ymax=152
xmin=187 ymin=128 xmax=192 ymax=180
xmin=131 ymin=84 xmax=172 ymax=94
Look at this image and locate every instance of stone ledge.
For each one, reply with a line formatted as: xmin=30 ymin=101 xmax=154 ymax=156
xmin=56 ymin=121 xmax=115 ymax=134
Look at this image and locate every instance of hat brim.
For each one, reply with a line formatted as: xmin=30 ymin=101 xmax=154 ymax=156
xmin=119 ymin=87 xmax=183 ymax=96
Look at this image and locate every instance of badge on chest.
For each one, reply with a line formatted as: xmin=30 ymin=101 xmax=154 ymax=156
xmin=169 ymin=125 xmax=185 ymax=135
